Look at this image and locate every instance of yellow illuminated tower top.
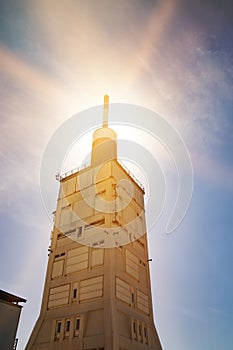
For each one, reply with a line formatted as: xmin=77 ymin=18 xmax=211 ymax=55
xmin=91 ymin=95 xmax=117 ymax=166
xmin=26 ymin=96 xmax=162 ymax=350
xmin=103 ymin=94 xmax=109 ymax=128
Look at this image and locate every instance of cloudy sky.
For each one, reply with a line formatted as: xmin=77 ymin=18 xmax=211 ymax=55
xmin=0 ymin=0 xmax=233 ymax=349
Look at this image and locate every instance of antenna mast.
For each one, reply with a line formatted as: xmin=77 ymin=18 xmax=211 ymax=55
xmin=103 ymin=95 xmax=109 ymax=128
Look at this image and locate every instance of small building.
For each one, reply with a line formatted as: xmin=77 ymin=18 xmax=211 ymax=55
xmin=0 ymin=289 xmax=26 ymax=350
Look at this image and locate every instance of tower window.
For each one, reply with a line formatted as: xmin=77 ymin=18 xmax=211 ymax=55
xmin=66 ymin=320 xmax=70 ymax=332
xmin=132 ymin=320 xmax=137 ymax=340
xmin=74 ymin=317 xmax=81 ymax=337
xmin=64 ymin=319 xmax=71 ymax=338
xmin=73 ymin=288 xmax=77 ymax=299
xmin=144 ymin=324 xmax=148 ymax=344
xmin=144 ymin=325 xmax=147 ymax=337
xmin=57 ymin=321 xmax=61 ymax=333
xmin=75 ymin=318 xmax=80 ymax=331
xmin=54 ymin=320 xmax=62 ymax=341
xmin=138 ymin=322 xmax=143 ymax=343
xmin=72 ymin=283 xmax=78 ymax=302
xmin=131 ymin=292 xmax=135 ymax=305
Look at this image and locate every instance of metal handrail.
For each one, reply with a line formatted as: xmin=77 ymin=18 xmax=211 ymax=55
xmin=118 ymin=160 xmax=145 ymax=192
xmin=56 ymin=163 xmax=88 ymax=181
xmin=57 ymin=160 xmax=145 ymax=192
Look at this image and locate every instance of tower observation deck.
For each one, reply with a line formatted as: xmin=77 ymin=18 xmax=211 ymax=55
xmin=26 ymin=96 xmax=162 ymax=350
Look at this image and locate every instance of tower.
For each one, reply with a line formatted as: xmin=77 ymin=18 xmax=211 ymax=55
xmin=26 ymin=96 xmax=162 ymax=350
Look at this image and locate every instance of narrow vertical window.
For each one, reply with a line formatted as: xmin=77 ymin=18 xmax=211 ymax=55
xmin=74 ymin=317 xmax=81 ymax=336
xmin=132 ymin=320 xmax=137 ymax=340
xmin=131 ymin=292 xmax=135 ymax=303
xmin=66 ymin=320 xmax=70 ymax=332
xmin=73 ymin=288 xmax=77 ymax=299
xmin=130 ymin=286 xmax=135 ymax=307
xmin=57 ymin=321 xmax=61 ymax=333
xmin=64 ymin=319 xmax=70 ymax=338
xmin=72 ymin=282 xmax=78 ymax=302
xmin=54 ymin=320 xmax=61 ymax=340
xmin=144 ymin=324 xmax=148 ymax=344
xmin=75 ymin=318 xmax=80 ymax=330
xmin=138 ymin=322 xmax=143 ymax=343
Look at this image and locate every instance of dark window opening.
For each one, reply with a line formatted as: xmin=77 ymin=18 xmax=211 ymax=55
xmin=131 ymin=293 xmax=135 ymax=303
xmin=66 ymin=320 xmax=70 ymax=332
xmin=75 ymin=318 xmax=80 ymax=331
xmin=57 ymin=321 xmax=61 ymax=333
xmin=73 ymin=288 xmax=77 ymax=299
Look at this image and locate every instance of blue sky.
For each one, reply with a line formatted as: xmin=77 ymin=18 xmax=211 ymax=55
xmin=0 ymin=1 xmax=233 ymax=349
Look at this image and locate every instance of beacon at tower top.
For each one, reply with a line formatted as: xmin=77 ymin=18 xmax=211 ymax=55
xmin=91 ymin=95 xmax=117 ymax=166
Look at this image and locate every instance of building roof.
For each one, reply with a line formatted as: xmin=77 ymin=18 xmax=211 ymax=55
xmin=0 ymin=289 xmax=26 ymax=304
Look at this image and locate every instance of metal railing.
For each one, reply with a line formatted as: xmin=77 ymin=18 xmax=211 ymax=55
xmin=118 ymin=160 xmax=145 ymax=192
xmin=56 ymin=160 xmax=145 ymax=192
xmin=56 ymin=163 xmax=88 ymax=181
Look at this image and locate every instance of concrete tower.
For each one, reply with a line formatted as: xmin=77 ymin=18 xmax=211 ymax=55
xmin=26 ymin=96 xmax=162 ymax=350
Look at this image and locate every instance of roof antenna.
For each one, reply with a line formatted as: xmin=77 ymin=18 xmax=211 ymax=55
xmin=103 ymin=95 xmax=109 ymax=128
